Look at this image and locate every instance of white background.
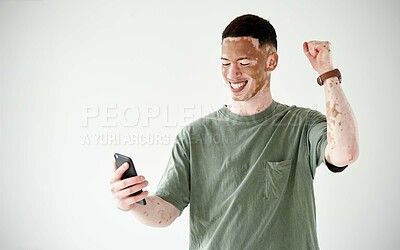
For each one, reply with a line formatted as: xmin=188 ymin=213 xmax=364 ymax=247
xmin=1 ymin=0 xmax=399 ymax=249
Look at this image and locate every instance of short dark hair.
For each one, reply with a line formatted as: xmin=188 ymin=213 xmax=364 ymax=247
xmin=222 ymin=14 xmax=277 ymax=50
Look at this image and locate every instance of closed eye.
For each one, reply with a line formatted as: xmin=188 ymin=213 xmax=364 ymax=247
xmin=239 ymin=59 xmax=252 ymax=66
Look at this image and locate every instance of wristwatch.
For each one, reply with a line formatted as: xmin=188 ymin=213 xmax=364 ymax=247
xmin=317 ymin=68 xmax=342 ymax=86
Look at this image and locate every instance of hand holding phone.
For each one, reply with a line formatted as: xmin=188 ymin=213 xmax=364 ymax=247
xmin=113 ymin=153 xmax=147 ymax=206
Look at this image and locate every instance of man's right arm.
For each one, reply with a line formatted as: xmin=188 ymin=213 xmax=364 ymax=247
xmin=130 ymin=195 xmax=181 ymax=227
xmin=110 ymin=162 xmax=180 ymax=228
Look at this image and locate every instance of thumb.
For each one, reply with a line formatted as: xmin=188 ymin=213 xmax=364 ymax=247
xmin=303 ymin=42 xmax=313 ymax=59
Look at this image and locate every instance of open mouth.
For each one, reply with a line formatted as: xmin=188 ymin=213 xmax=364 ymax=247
xmin=229 ymin=80 xmax=248 ymax=92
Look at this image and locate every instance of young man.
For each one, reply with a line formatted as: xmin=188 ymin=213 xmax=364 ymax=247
xmin=110 ymin=14 xmax=359 ymax=249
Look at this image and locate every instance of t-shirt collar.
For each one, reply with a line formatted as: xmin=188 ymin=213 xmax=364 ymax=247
xmin=220 ymin=100 xmax=278 ymax=122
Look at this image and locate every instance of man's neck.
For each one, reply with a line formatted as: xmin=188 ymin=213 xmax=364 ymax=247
xmin=228 ymin=88 xmax=273 ymax=116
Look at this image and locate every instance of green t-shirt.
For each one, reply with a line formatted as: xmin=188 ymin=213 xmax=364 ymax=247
xmin=156 ymin=100 xmax=328 ymax=250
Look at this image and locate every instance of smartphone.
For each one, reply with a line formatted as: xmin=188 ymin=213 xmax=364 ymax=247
xmin=114 ymin=153 xmax=146 ymax=206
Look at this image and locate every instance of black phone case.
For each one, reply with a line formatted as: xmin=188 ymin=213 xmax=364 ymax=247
xmin=114 ymin=153 xmax=146 ymax=205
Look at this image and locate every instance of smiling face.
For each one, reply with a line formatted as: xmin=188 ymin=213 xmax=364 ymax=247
xmin=221 ymin=37 xmax=277 ymax=101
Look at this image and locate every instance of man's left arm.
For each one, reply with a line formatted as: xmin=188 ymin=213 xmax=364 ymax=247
xmin=303 ymin=41 xmax=359 ymax=167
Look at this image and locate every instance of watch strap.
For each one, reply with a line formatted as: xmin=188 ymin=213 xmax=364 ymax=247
xmin=317 ymin=68 xmax=342 ymax=86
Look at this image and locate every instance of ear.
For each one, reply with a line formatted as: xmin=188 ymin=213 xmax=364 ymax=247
xmin=266 ymin=52 xmax=279 ymax=71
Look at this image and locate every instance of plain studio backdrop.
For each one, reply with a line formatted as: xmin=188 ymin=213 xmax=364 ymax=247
xmin=1 ymin=0 xmax=399 ymax=249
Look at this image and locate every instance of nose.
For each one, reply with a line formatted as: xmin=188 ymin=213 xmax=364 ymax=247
xmin=227 ymin=63 xmax=242 ymax=79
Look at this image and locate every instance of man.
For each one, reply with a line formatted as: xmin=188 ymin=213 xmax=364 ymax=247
xmin=110 ymin=14 xmax=359 ymax=249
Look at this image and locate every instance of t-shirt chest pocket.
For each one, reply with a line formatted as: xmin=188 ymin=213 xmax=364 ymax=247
xmin=262 ymin=159 xmax=292 ymax=199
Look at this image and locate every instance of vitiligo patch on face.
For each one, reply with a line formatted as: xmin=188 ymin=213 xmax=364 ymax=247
xmin=224 ymin=37 xmax=261 ymax=50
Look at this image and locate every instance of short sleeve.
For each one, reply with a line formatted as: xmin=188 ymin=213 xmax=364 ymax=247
xmin=307 ymin=110 xmax=348 ymax=175
xmin=307 ymin=110 xmax=328 ymax=176
xmin=155 ymin=129 xmax=191 ymax=212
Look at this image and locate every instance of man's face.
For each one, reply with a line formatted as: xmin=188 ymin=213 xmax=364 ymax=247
xmin=221 ymin=37 xmax=273 ymax=101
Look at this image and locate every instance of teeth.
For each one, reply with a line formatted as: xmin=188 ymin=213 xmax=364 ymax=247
xmin=230 ymin=81 xmax=246 ymax=89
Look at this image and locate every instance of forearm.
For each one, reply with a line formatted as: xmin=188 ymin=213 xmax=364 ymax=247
xmin=324 ymin=77 xmax=359 ymax=166
xmin=130 ymin=195 xmax=180 ymax=228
